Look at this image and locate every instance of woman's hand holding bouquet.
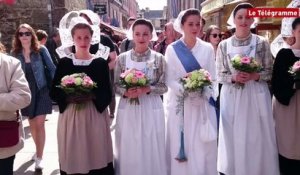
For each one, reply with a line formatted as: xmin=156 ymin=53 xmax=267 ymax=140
xmin=231 ymin=55 xmax=262 ymax=88
xmin=120 ymin=68 xmax=149 ymax=105
xmin=181 ymin=69 xmax=212 ymax=96
xmin=57 ymin=73 xmax=97 ymax=110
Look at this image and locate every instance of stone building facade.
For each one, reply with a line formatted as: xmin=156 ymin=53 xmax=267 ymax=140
xmin=0 ymin=0 xmax=86 ymax=51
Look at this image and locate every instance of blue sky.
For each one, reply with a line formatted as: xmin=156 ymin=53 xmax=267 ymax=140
xmin=137 ymin=0 xmax=167 ymax=10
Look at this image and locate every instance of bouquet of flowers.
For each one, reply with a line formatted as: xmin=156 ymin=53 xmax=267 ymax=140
xmin=231 ymin=55 xmax=262 ymax=73
xmin=181 ymin=69 xmax=212 ymax=93
xmin=57 ymin=73 xmax=97 ymax=110
xmin=231 ymin=55 xmax=262 ymax=88
xmin=119 ymin=68 xmax=149 ymax=105
xmin=174 ymin=69 xmax=212 ymax=162
xmin=288 ymin=61 xmax=300 ymax=89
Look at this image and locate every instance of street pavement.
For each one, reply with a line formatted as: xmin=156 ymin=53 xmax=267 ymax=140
xmin=14 ymin=105 xmax=61 ymax=175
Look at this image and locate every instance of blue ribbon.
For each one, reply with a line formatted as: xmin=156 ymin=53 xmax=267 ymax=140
xmin=173 ymin=40 xmax=217 ymax=162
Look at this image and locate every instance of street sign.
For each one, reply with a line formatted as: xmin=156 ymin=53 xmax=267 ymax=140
xmin=94 ymin=4 xmax=107 ymax=15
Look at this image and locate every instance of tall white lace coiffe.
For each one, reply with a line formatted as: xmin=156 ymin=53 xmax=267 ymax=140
xmin=56 ymin=10 xmax=110 ymax=60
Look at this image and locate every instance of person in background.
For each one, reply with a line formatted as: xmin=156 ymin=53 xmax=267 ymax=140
xmin=0 ymin=35 xmax=31 ymax=175
xmin=164 ymin=8 xmax=218 ymax=175
xmin=45 ymin=28 xmax=61 ymax=66
xmin=79 ymin=9 xmax=117 ymax=118
xmin=204 ymin=25 xmax=221 ymax=54
xmin=153 ymin=30 xmax=164 ymax=47
xmin=11 ymin=23 xmax=56 ymax=171
xmin=216 ymin=3 xmax=279 ymax=175
xmin=119 ymin=17 xmax=137 ymax=53
xmin=50 ymin=14 xmax=113 ymax=175
xmin=220 ymin=30 xmax=232 ymax=41
xmin=270 ymin=0 xmax=300 ymax=58
xmin=272 ymin=17 xmax=300 ymax=175
xmin=154 ymin=22 xmax=176 ymax=55
xmin=198 ymin=18 xmax=206 ymax=39
xmin=36 ymin=30 xmax=48 ymax=45
xmin=114 ymin=18 xmax=167 ymax=175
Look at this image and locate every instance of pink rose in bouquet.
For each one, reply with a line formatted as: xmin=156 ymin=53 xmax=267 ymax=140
xmin=181 ymin=69 xmax=212 ymax=92
xmin=58 ymin=73 xmax=97 ymax=110
xmin=119 ymin=68 xmax=149 ymax=105
xmin=240 ymin=57 xmax=251 ymax=64
xmin=231 ymin=54 xmax=262 ymax=88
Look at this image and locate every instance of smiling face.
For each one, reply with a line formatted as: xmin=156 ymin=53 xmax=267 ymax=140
xmin=233 ymin=8 xmax=254 ymax=33
xmin=132 ymin=24 xmax=152 ymax=49
xmin=182 ymin=15 xmax=201 ymax=39
xmin=72 ymin=28 xmax=92 ymax=53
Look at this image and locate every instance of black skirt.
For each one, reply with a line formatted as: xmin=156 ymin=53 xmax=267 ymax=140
xmin=21 ymin=63 xmax=52 ymax=118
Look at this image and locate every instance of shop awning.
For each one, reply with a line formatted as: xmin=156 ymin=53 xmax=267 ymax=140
xmin=100 ymin=22 xmax=126 ymax=37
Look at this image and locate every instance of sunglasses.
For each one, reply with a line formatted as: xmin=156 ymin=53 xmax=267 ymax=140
xmin=18 ymin=32 xmax=32 ymax=37
xmin=210 ymin=34 xmax=222 ymax=38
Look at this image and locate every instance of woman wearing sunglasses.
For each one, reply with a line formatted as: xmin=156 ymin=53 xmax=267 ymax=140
xmin=204 ymin=25 xmax=221 ymax=55
xmin=11 ymin=23 xmax=56 ymax=171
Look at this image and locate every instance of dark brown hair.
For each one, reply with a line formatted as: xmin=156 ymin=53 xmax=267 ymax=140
xmin=233 ymin=3 xmax=254 ymax=18
xmin=71 ymin=23 xmax=93 ymax=37
xmin=12 ymin=23 xmax=40 ymax=55
xmin=181 ymin=8 xmax=200 ymax=25
xmin=36 ymin=29 xmax=48 ymax=41
xmin=292 ymin=17 xmax=300 ymax=30
xmin=132 ymin=18 xmax=154 ymax=33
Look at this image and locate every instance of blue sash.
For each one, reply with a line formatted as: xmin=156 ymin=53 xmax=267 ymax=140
xmin=173 ymin=40 xmax=216 ymax=107
xmin=172 ymin=40 xmax=201 ymax=72
xmin=173 ymin=40 xmax=216 ymax=162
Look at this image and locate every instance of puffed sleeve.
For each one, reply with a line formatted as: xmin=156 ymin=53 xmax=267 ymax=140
xmin=256 ymin=37 xmax=273 ymax=82
xmin=49 ymin=58 xmax=68 ymax=112
xmin=92 ymin=58 xmax=112 ymax=113
xmin=149 ymin=52 xmax=168 ymax=95
xmin=271 ymin=49 xmax=295 ymax=105
xmin=216 ymin=40 xmax=234 ymax=84
xmin=165 ymin=45 xmax=184 ymax=96
xmin=114 ymin=53 xmax=127 ymax=96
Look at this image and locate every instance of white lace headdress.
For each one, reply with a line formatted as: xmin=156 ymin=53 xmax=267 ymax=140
xmin=173 ymin=9 xmax=187 ymax=35
xmin=173 ymin=8 xmax=202 ymax=36
xmin=270 ymin=0 xmax=300 ymax=57
xmin=56 ymin=10 xmax=109 ymax=59
xmin=226 ymin=3 xmax=258 ymax=30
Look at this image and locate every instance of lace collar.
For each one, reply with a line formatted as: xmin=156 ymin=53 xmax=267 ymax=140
xmin=132 ymin=48 xmax=151 ymax=57
xmin=71 ymin=54 xmax=95 ymax=66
